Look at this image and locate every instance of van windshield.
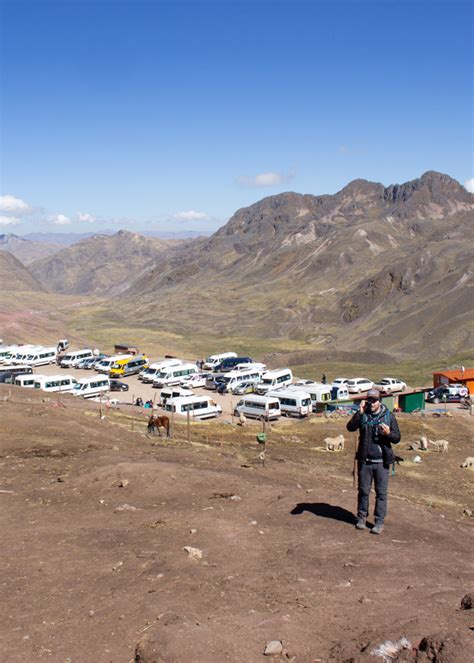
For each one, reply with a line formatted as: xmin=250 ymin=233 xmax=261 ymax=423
xmin=157 ymin=372 xmax=167 ymax=379
xmin=262 ymin=378 xmax=273 ymax=385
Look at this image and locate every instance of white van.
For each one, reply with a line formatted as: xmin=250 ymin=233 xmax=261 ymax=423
xmin=9 ymin=345 xmax=36 ymax=364
xmin=140 ymin=359 xmax=183 ymax=383
xmin=234 ymin=362 xmax=267 ymax=373
xmin=34 ymin=375 xmax=77 ymax=393
xmin=164 ymin=395 xmax=222 ymax=420
xmin=15 ymin=373 xmax=44 ymax=388
xmin=255 ymin=369 xmax=293 ymax=394
xmin=289 ymin=382 xmax=333 ymax=404
xmin=72 ymin=375 xmax=110 ymax=398
xmin=0 ymin=345 xmax=16 ymax=364
xmin=153 ymin=362 xmax=198 ymax=387
xmin=60 ymin=349 xmax=94 ymax=368
xmin=23 ymin=347 xmax=57 ymax=367
xmin=94 ymin=354 xmax=131 ymax=373
xmin=234 ymin=395 xmax=281 ymax=421
xmin=330 ymin=385 xmax=350 ymax=401
xmin=159 ymin=386 xmax=195 ymax=406
xmin=203 ymin=352 xmax=237 ymax=371
xmin=216 ymin=368 xmax=264 ymax=393
xmin=267 ymin=388 xmax=312 ymax=417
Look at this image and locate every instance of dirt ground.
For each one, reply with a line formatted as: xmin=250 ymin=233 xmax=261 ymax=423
xmin=1 ymin=386 xmax=473 ymax=663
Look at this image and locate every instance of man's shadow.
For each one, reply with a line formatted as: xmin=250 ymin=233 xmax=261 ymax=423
xmin=291 ymin=502 xmax=357 ymax=525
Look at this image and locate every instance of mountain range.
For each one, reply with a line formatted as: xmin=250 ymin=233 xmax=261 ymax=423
xmin=2 ymin=171 xmax=473 ymax=359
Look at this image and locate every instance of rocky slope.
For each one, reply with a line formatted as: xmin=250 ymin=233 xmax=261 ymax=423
xmin=30 ymin=230 xmax=180 ymax=295
xmin=0 ymin=233 xmax=62 ymax=264
xmin=121 ymin=172 xmax=473 ymax=357
xmin=0 ymin=250 xmax=45 ymax=292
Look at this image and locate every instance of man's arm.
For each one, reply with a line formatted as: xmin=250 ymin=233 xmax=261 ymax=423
xmin=347 ymin=411 xmax=362 ymax=432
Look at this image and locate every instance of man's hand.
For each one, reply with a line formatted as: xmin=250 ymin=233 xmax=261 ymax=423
xmin=380 ymin=423 xmax=390 ymax=435
xmin=359 ymin=400 xmax=366 ymax=414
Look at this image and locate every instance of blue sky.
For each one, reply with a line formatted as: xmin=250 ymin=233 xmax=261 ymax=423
xmin=0 ymin=0 xmax=472 ymax=234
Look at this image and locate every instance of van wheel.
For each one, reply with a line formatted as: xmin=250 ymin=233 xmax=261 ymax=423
xmin=433 ymin=397 xmax=440 ymax=404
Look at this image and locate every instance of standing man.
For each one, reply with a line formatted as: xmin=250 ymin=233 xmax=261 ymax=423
xmin=347 ymin=389 xmax=401 ymax=534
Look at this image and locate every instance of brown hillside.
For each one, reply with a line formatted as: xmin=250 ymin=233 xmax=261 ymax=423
xmin=0 ymin=250 xmax=45 ymax=292
xmin=0 ymin=233 xmax=62 ymax=264
xmin=30 ymin=230 xmax=180 ymax=295
xmin=121 ymin=172 xmax=474 ymax=358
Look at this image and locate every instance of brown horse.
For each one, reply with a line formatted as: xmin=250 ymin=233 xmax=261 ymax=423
xmin=147 ymin=414 xmax=171 ymax=437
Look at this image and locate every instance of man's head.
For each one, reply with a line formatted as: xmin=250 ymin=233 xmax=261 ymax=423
xmin=366 ymin=388 xmax=381 ymax=413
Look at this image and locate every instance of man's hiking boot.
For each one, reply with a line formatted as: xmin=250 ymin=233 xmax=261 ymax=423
xmin=371 ymin=523 xmax=384 ymax=535
xmin=355 ymin=518 xmax=366 ymax=530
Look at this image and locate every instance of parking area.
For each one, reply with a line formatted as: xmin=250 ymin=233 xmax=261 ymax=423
xmin=27 ymin=361 xmax=471 ymax=421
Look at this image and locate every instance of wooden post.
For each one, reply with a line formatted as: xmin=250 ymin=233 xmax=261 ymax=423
xmin=170 ymin=407 xmax=174 ymax=439
xmin=99 ymin=391 xmax=103 ymax=419
xmin=131 ymin=394 xmax=134 ymax=431
xmin=230 ymin=398 xmax=233 ymax=424
xmin=187 ymin=408 xmax=191 ymax=443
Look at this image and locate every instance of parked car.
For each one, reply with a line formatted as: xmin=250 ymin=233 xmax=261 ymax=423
xmin=80 ymin=357 xmax=99 ymax=370
xmin=332 ymin=377 xmax=350 ymax=387
xmin=109 ymin=379 xmax=129 ymax=392
xmin=426 ymin=385 xmax=468 ymax=403
xmin=346 ymin=378 xmax=374 ymax=394
xmin=375 ymin=377 xmax=407 ymax=393
xmin=205 ymin=374 xmax=225 ymax=390
xmin=180 ymin=373 xmax=209 ymax=388
xmin=231 ymin=381 xmax=257 ymax=395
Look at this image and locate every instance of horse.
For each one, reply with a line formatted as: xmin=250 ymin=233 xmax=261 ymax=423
xmin=147 ymin=414 xmax=171 ymax=438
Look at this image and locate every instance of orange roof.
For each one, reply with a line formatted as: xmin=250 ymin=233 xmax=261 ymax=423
xmin=433 ymin=368 xmax=474 ymax=381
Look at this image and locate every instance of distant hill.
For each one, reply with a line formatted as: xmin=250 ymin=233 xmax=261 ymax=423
xmin=0 ymin=233 xmax=63 ymax=264
xmin=29 ymin=230 xmax=182 ymax=295
xmin=23 ymin=231 xmax=105 ymax=245
xmin=122 ymin=171 xmax=474 ymax=358
xmin=0 ymin=250 xmax=45 ymax=291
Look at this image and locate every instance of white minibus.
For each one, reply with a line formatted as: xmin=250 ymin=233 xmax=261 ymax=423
xmin=267 ymin=388 xmax=312 ymax=418
xmin=140 ymin=359 xmax=183 ymax=383
xmin=15 ymin=373 xmax=44 ymax=388
xmin=216 ymin=368 xmax=263 ymax=393
xmin=60 ymin=349 xmax=94 ymax=368
xmin=23 ymin=347 xmax=57 ymax=367
xmin=159 ymin=386 xmax=194 ymax=406
xmin=152 ymin=363 xmax=198 ymax=387
xmin=255 ymin=369 xmax=293 ymax=394
xmin=34 ymin=375 xmax=77 ymax=393
xmin=0 ymin=346 xmax=16 ymax=364
xmin=203 ymin=352 xmax=237 ymax=371
xmin=233 ymin=395 xmax=281 ymax=421
xmin=289 ymin=382 xmax=333 ymax=404
xmin=9 ymin=345 xmax=36 ymax=364
xmin=72 ymin=375 xmax=110 ymax=398
xmin=235 ymin=362 xmax=266 ymax=373
xmin=164 ymin=395 xmax=222 ymax=420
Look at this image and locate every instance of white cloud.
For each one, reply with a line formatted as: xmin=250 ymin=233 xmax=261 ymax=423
xmin=236 ymin=171 xmax=294 ymax=188
xmin=0 ymin=194 xmax=32 ymax=216
xmin=77 ymin=212 xmax=96 ymax=223
xmin=48 ymin=213 xmax=71 ymax=226
xmin=0 ymin=215 xmax=20 ymax=227
xmin=173 ymin=210 xmax=209 ymax=221
xmin=464 ymin=178 xmax=474 ymax=193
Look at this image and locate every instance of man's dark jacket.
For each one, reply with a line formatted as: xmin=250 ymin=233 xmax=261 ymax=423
xmin=346 ymin=404 xmax=401 ymax=466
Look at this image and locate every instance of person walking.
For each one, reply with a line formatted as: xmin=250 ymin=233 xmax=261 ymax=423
xmin=347 ymin=389 xmax=401 ymax=534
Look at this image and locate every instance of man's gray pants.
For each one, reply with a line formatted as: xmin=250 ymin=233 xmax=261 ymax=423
xmin=358 ymin=462 xmax=389 ymax=524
